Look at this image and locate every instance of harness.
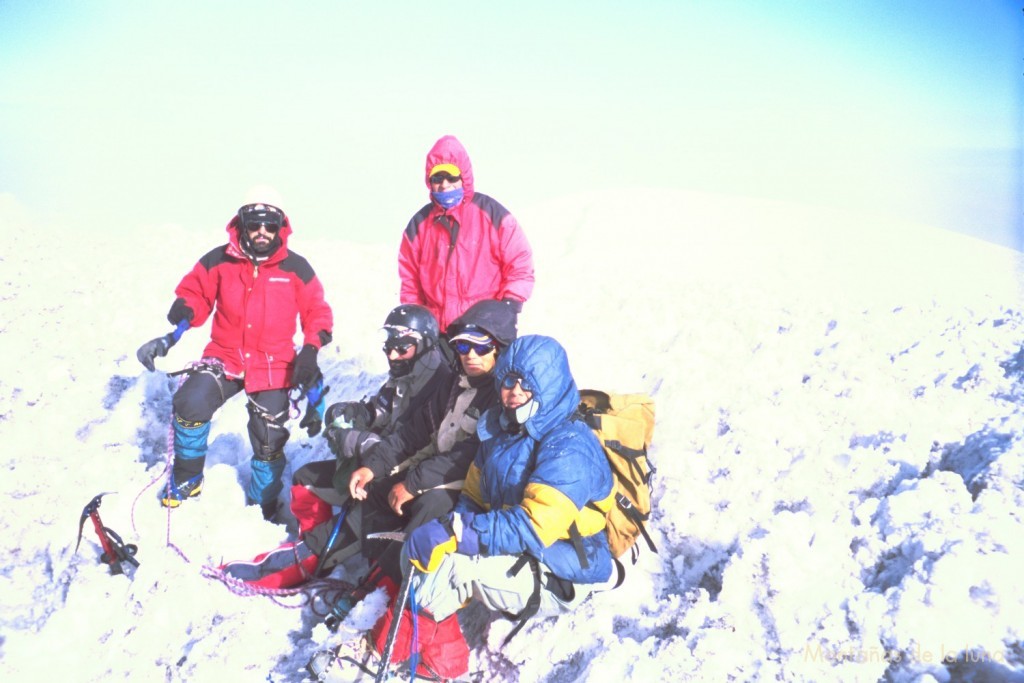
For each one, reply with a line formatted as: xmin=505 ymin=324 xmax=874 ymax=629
xmin=168 ymin=359 xmax=230 ymax=403
xmin=247 ymin=394 xmax=290 ymax=460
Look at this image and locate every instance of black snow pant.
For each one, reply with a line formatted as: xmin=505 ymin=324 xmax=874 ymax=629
xmin=171 ymin=368 xmax=290 ymax=505
xmin=302 ymin=472 xmax=460 ymax=583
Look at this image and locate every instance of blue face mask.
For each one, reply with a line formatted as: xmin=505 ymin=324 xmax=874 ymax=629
xmin=431 ymin=188 xmax=464 ymax=209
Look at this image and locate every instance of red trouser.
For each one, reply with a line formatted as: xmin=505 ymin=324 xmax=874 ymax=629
xmin=370 ymin=580 xmax=469 ymax=680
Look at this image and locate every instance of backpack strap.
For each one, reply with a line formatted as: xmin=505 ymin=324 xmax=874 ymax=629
xmin=585 ymin=409 xmax=648 ymax=474
xmin=567 ymin=521 xmax=590 ymax=570
xmin=500 ymin=555 xmax=542 ymax=646
xmin=616 ymin=493 xmax=658 ymax=553
xmin=604 ymin=440 xmax=649 ymax=483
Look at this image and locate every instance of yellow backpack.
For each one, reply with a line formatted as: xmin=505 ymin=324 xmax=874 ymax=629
xmin=578 ymin=390 xmax=658 ymax=562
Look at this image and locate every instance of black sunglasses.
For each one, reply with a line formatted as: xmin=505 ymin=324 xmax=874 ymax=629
xmin=429 ymin=172 xmax=462 ymax=185
xmin=239 ymin=205 xmax=284 ymax=233
xmin=383 ymin=339 xmax=417 ymax=355
xmin=245 ymin=220 xmax=281 ymax=234
xmin=451 ymin=340 xmax=495 ymax=356
xmin=500 ymin=374 xmax=533 ymax=392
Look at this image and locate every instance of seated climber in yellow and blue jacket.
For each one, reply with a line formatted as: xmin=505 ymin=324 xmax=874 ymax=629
xmin=368 ymin=334 xmax=616 ymax=680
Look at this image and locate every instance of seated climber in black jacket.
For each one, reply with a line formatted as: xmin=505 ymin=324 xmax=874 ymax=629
xmin=219 ymin=299 xmax=518 ymax=598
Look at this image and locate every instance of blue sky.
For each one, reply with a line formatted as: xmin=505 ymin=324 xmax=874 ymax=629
xmin=1 ymin=1 xmax=1020 ymax=249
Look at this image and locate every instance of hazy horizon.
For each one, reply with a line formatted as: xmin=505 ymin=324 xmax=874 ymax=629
xmin=1 ymin=1 xmax=1020 ymax=250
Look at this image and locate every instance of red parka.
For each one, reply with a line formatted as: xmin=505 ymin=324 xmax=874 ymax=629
xmin=398 ymin=136 xmax=534 ymax=332
xmin=173 ymin=211 xmax=333 ymax=393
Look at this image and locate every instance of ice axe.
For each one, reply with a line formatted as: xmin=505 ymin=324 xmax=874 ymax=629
xmin=136 ymin=319 xmax=191 ymax=371
xmin=362 ymin=530 xmax=420 ymax=682
xmin=75 ymin=493 xmax=140 ymax=577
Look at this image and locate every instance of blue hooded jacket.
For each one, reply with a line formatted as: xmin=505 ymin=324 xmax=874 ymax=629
xmin=457 ymin=335 xmax=614 ymax=584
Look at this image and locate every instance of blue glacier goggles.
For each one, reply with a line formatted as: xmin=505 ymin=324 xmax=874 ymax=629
xmin=451 ymin=340 xmax=495 ymax=356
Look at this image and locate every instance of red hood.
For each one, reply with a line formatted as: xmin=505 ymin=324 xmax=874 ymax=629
xmin=424 ymin=135 xmax=475 ymax=203
xmin=224 ymin=209 xmax=293 ymax=263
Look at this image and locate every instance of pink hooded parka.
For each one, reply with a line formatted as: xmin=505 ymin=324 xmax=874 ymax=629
xmin=397 ymin=135 xmax=534 ymax=332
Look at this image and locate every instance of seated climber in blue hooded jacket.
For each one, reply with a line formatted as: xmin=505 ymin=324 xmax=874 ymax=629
xmin=364 ymin=334 xmax=616 ymax=680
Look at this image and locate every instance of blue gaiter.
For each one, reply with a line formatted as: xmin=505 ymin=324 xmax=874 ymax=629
xmin=249 ymin=456 xmax=286 ymax=505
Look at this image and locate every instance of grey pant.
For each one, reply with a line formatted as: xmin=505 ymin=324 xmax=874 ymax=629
xmin=408 ymin=552 xmax=595 ymax=622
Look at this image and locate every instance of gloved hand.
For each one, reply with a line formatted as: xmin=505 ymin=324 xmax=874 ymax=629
xmin=300 ymin=385 xmax=329 ymax=438
xmin=166 ymin=298 xmax=194 ymax=326
xmin=406 ymin=516 xmax=457 ymax=573
xmin=500 ymin=298 xmax=523 ymax=313
xmin=406 ymin=513 xmax=480 ymax=573
xmin=292 ymin=344 xmax=320 ymax=388
xmin=452 ymin=512 xmax=480 ymax=556
xmin=136 ymin=335 xmax=172 ymax=372
xmin=324 ymin=401 xmax=373 ymax=431
xmin=325 ymin=427 xmax=381 ymax=460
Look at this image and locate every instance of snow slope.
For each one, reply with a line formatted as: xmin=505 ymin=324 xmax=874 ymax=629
xmin=1 ymin=188 xmax=1022 ymax=682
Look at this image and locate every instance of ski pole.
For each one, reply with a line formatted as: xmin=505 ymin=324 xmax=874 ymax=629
xmin=312 ymin=498 xmax=352 ymax=578
xmin=375 ymin=565 xmax=416 ymax=683
xmin=170 ymin=318 xmax=190 ymax=343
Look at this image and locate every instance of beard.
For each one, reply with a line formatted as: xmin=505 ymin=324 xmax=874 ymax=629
xmin=243 ymin=232 xmax=281 ymax=257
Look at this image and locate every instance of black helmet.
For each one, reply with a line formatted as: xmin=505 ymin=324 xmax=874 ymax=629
xmin=383 ymin=305 xmax=439 ymax=350
xmin=447 ymin=299 xmax=518 ymax=348
xmin=382 ymin=305 xmax=439 ymax=377
xmin=236 ymin=203 xmax=285 ymax=257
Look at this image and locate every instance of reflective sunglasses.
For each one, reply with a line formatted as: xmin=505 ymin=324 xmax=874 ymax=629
xmin=500 ymin=374 xmax=533 ymax=392
xmin=451 ymin=340 xmax=494 ymax=356
xmin=383 ymin=337 xmax=417 ymax=355
xmin=429 ymin=172 xmax=462 ymax=185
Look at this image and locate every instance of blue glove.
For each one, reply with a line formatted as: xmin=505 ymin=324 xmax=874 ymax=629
xmin=299 ymin=381 xmax=329 ymax=437
xmin=406 ymin=517 xmax=457 ymax=573
xmin=406 ymin=513 xmax=480 ymax=573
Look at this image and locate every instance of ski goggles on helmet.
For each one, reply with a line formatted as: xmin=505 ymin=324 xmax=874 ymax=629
xmin=429 ymin=172 xmax=462 ymax=185
xmin=500 ymin=373 xmax=533 ymax=392
xmin=382 ymin=327 xmax=423 ymax=355
xmin=238 ymin=204 xmax=284 ymax=233
xmin=451 ymin=340 xmax=495 ymax=356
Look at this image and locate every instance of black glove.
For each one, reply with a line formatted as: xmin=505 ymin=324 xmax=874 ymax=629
xmin=167 ymin=298 xmax=194 ymax=326
xmin=325 ymin=427 xmax=381 ymax=460
xmin=292 ymin=344 xmax=320 ymax=388
xmin=501 ymin=298 xmax=523 ymax=313
xmin=136 ymin=335 xmax=172 ymax=372
xmin=324 ymin=401 xmax=373 ymax=430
